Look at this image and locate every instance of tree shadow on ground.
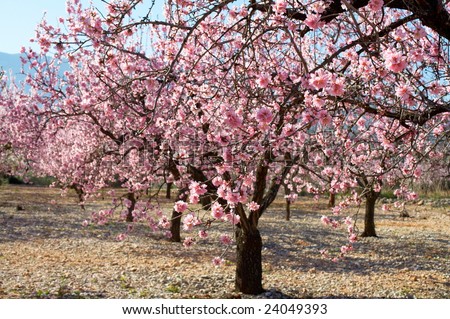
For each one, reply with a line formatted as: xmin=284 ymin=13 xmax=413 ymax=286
xmin=256 ymin=208 xmax=449 ymax=275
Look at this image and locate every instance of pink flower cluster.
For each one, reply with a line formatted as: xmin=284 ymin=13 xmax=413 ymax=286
xmin=383 ymin=49 xmax=407 ymax=73
xmin=246 ymin=201 xmax=260 ymax=211
xmin=367 ymin=0 xmax=384 ymax=12
xmin=183 ymin=213 xmax=201 ymax=231
xmin=212 ymin=256 xmax=225 ymax=267
xmin=255 ymin=107 xmax=273 ymax=124
xmin=183 ymin=237 xmax=195 ymax=248
xmin=211 ymin=202 xmax=225 ymax=219
xmin=219 ymin=234 xmax=233 ymax=245
xmin=272 ymin=0 xmax=287 ymax=15
xmin=304 ymin=14 xmax=324 ymax=30
xmin=174 ymin=200 xmax=188 ymax=213
xmin=189 ymin=181 xmax=207 ymax=204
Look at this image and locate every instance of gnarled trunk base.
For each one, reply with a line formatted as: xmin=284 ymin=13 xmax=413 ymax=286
xmin=169 ymin=187 xmax=187 ymax=242
xmin=361 ymin=190 xmax=380 ymax=237
xmin=170 ymin=210 xmax=182 ymax=242
xmin=235 ymin=227 xmax=264 ymax=295
xmin=328 ymin=193 xmax=336 ymax=208
xmin=126 ymin=192 xmax=136 ymax=223
xmin=166 ymin=182 xmax=173 ymax=199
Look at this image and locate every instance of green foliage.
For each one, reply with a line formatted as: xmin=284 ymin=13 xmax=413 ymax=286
xmin=166 ymin=284 xmax=181 ymax=293
xmin=380 ymin=189 xmax=396 ymax=199
xmin=27 ymin=176 xmax=57 ymax=186
xmin=35 ymin=289 xmax=50 ymax=299
xmin=118 ymin=274 xmax=132 ymax=289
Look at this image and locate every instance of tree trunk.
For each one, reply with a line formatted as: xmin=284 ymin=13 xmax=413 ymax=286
xmin=285 ymin=198 xmax=291 ymax=221
xmin=328 ymin=193 xmax=336 ymax=208
xmin=166 ymin=182 xmax=172 ymax=199
xmin=169 ymin=188 xmax=187 ymax=242
xmin=72 ymin=184 xmax=85 ymax=210
xmin=284 ymin=184 xmax=291 ymax=221
xmin=235 ymin=227 xmax=264 ymax=295
xmin=170 ymin=210 xmax=182 ymax=242
xmin=126 ymin=192 xmax=136 ymax=222
xmin=361 ymin=190 xmax=380 ymax=237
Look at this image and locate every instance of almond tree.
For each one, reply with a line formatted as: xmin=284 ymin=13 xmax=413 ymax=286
xmin=14 ymin=0 xmax=450 ymax=294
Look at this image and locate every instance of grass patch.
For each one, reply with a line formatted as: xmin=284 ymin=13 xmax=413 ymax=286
xmin=166 ymin=284 xmax=181 ymax=293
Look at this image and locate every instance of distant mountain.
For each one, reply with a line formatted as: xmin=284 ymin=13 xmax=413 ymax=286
xmin=0 ymin=52 xmax=24 ymax=81
xmin=1 ymin=52 xmax=70 ymax=85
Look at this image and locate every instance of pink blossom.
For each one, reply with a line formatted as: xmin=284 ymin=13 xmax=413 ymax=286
xmin=211 ymin=202 xmax=225 ymax=219
xmin=219 ymin=234 xmax=233 ymax=245
xmin=317 ymin=110 xmax=332 ymax=126
xmin=331 ymin=220 xmax=340 ymax=228
xmin=304 ymin=14 xmax=324 ymax=30
xmin=247 ymin=201 xmax=259 ymax=211
xmin=394 ymin=201 xmax=404 ymax=209
xmin=407 ymin=192 xmax=418 ymax=201
xmin=183 ymin=213 xmax=199 ymax=231
xmin=82 ymin=220 xmax=89 ymax=227
xmin=413 ymin=167 xmax=422 ymax=178
xmin=224 ymin=213 xmax=240 ymax=225
xmin=321 ymin=215 xmax=331 ymax=225
xmin=228 ymin=6 xmax=238 ymax=19
xmin=367 ymin=0 xmax=384 ymax=11
xmin=273 ymin=0 xmax=287 ymax=15
xmin=326 ymin=77 xmax=345 ymax=96
xmin=198 ymin=230 xmax=208 ymax=238
xmin=395 ymin=84 xmax=412 ymax=100
xmin=164 ymin=231 xmax=172 ymax=239
xmin=309 ymin=70 xmax=330 ymax=89
xmin=189 ymin=181 xmax=207 ymax=195
xmin=256 ymin=72 xmax=270 ymax=88
xmin=189 ymin=181 xmax=207 ymax=204
xmin=217 ymin=185 xmax=227 ymax=199
xmin=332 ymin=206 xmax=341 ymax=215
xmin=174 ymin=200 xmax=188 ymax=213
xmin=383 ymin=50 xmax=407 ymax=73
xmin=285 ymin=193 xmax=298 ymax=203
xmin=183 ymin=237 xmax=195 ymax=248
xmin=158 ymin=216 xmax=171 ymax=229
xmin=189 ymin=194 xmax=200 ymax=204
xmin=302 ymin=111 xmax=314 ymax=123
xmin=312 ymin=96 xmax=325 ymax=108
xmin=322 ymin=167 xmax=334 ymax=177
xmin=225 ymin=110 xmax=243 ymax=128
xmin=120 ymin=210 xmax=129 ymax=221
xmin=212 ymin=176 xmax=224 ymax=187
xmin=223 ymin=147 xmax=233 ymax=163
xmin=123 ymin=198 xmax=132 ymax=208
xmin=344 ymin=216 xmax=353 ymax=225
xmin=314 ymin=154 xmax=324 ymax=166
xmin=256 ymin=107 xmax=274 ymax=124
xmin=225 ymin=191 xmax=241 ymax=204
xmin=242 ymin=175 xmax=254 ymax=187
xmin=349 ymin=233 xmax=358 ymax=243
xmin=116 ymin=233 xmax=127 ymax=241
xmin=212 ymin=257 xmax=225 ymax=267
xmin=340 ymin=245 xmax=353 ymax=254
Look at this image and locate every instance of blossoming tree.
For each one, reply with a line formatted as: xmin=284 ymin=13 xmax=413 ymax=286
xmin=13 ymin=0 xmax=450 ymax=294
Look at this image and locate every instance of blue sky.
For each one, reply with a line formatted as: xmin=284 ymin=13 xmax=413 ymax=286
xmin=0 ymin=0 xmax=165 ymax=54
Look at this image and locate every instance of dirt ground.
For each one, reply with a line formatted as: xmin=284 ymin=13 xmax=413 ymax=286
xmin=0 ymin=185 xmax=449 ymax=298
